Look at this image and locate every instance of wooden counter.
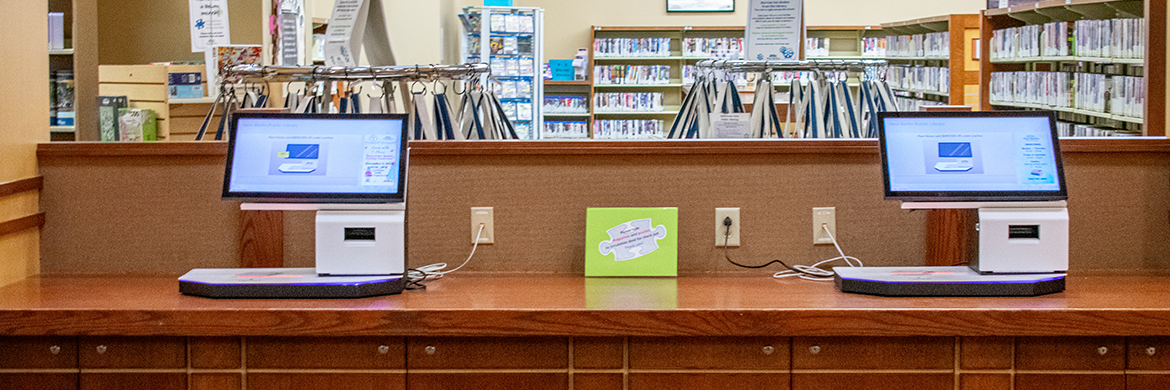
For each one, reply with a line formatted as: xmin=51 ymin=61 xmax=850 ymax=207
xmin=2 ymin=274 xmax=1169 ymax=337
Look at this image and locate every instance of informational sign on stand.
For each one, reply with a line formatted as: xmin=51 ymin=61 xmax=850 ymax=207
xmin=189 ymin=0 xmax=231 ymax=52
xmin=744 ymin=0 xmax=802 ymax=61
xmin=713 ymin=113 xmax=751 ymax=138
xmin=324 ymin=0 xmax=395 ymax=66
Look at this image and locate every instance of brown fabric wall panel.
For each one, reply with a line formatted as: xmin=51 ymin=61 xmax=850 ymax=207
xmin=960 ymin=337 xmax=1012 ymax=370
xmin=573 ymin=337 xmax=624 ymax=369
xmin=406 ymin=373 xmax=567 ymax=390
xmin=247 ymin=336 xmax=405 ymax=369
xmin=189 ymin=337 xmax=240 ymax=369
xmin=402 ymin=153 xmax=924 ymax=274
xmin=960 ymin=374 xmax=1011 ymax=390
xmin=628 ymin=337 xmax=789 ymax=370
xmin=247 ymin=373 xmax=403 ymax=390
xmin=407 ymin=337 xmax=568 ymax=369
xmin=190 ymin=374 xmax=242 ymax=390
xmin=574 ymin=373 xmax=623 ymax=390
xmin=39 ymin=155 xmax=241 ymax=274
xmin=79 ymin=373 xmax=187 ymax=390
xmin=629 ymin=373 xmax=789 ymax=390
xmin=791 ymin=373 xmax=952 ymax=390
xmin=792 ymin=336 xmax=953 ymax=370
xmin=79 ymin=336 xmax=186 ymax=369
xmin=1014 ymin=374 xmax=1125 ymax=390
xmin=0 ymin=373 xmax=78 ymax=390
xmin=1128 ymin=337 xmax=1170 ymax=370
xmin=1015 ymin=337 xmax=1125 ymax=371
xmin=0 ymin=336 xmax=77 ymax=368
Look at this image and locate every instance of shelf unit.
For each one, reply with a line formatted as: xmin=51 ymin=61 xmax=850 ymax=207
xmin=879 ymin=14 xmax=982 ymax=110
xmin=589 ymin=26 xmax=749 ymax=139
xmin=460 ymin=6 xmax=545 ymax=140
xmin=48 ymin=0 xmax=74 ymax=141
xmin=980 ymin=0 xmax=1165 ymax=136
xmin=543 ymin=80 xmax=592 ymax=139
xmin=805 ymin=25 xmax=884 ymax=59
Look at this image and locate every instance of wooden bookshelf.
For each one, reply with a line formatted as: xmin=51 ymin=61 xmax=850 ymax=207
xmin=979 ymin=0 xmax=1164 ymax=136
xmin=879 ymin=14 xmax=981 ymax=108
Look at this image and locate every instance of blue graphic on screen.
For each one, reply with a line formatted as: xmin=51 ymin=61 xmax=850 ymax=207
xmin=882 ymin=116 xmax=1061 ymax=192
xmin=228 ymin=117 xmax=404 ymax=196
xmin=286 ymin=144 xmax=320 ymax=159
xmin=938 ymin=142 xmax=972 ymax=158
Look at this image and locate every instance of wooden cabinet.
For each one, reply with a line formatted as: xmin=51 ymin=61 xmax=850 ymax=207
xmin=0 ymin=336 xmax=77 ymax=369
xmin=78 ymin=336 xmax=187 ymax=390
xmin=792 ymin=337 xmax=954 ymax=390
xmin=406 ymin=337 xmax=567 ymax=390
xmin=628 ymin=337 xmax=789 ymax=390
xmin=248 ymin=336 xmax=405 ymax=369
xmin=1016 ymin=337 xmax=1125 ymax=371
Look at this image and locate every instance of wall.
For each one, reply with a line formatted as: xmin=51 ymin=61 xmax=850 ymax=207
xmin=0 ymin=1 xmax=50 ymax=286
xmin=96 ymin=0 xmax=263 ymax=64
xmin=36 ymin=146 xmax=1170 ymax=276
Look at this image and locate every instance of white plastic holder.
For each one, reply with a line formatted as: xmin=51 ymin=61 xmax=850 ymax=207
xmin=315 ymin=209 xmax=405 ymax=276
xmin=973 ymin=207 xmax=1068 ymax=274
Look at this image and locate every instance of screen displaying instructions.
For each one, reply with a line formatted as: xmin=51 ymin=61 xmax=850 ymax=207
xmin=229 ymin=118 xmax=403 ymax=194
xmin=883 ymin=116 xmax=1060 ymax=192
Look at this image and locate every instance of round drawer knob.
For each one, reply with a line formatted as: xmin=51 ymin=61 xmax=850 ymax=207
xmin=378 ymin=345 xmax=390 ymax=354
xmin=809 ymin=345 xmax=821 ymax=354
xmin=96 ymin=345 xmax=107 ymax=355
xmin=49 ymin=346 xmax=61 ymax=355
xmin=1147 ymin=347 xmax=1157 ymax=356
xmin=425 ymin=346 xmax=436 ymax=355
xmin=762 ymin=346 xmax=774 ymax=355
xmin=1097 ymin=346 xmax=1108 ymax=355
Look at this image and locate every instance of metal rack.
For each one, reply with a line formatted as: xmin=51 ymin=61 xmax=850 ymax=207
xmin=693 ymin=59 xmax=889 ymax=73
xmin=223 ymin=63 xmax=492 ymax=83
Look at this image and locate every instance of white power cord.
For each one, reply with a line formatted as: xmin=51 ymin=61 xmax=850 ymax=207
xmin=412 ymin=223 xmax=484 ymax=281
xmin=773 ymin=223 xmax=863 ymax=281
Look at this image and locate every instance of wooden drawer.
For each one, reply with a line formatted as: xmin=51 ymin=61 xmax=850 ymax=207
xmin=1127 ymin=374 xmax=1170 ymax=390
xmin=959 ymin=374 xmax=1010 ymax=390
xmin=792 ymin=337 xmax=952 ymax=370
xmin=1015 ymin=337 xmax=1124 ymax=371
xmin=1014 ymin=374 xmax=1124 ymax=390
xmin=407 ymin=337 xmax=567 ymax=369
xmin=574 ymin=373 xmax=623 ymax=390
xmin=629 ymin=337 xmax=788 ymax=370
xmin=406 ymin=373 xmax=567 ymax=390
xmin=960 ymin=337 xmax=1012 ymax=370
xmin=79 ymin=336 xmax=185 ymax=369
xmin=0 ymin=373 xmax=78 ymax=390
xmin=247 ymin=336 xmax=404 ymax=369
xmin=0 ymin=336 xmax=77 ymax=368
xmin=1127 ymin=337 xmax=1169 ymax=370
xmin=190 ymin=337 xmax=240 ymax=369
xmin=247 ymin=373 xmax=404 ymax=390
xmin=191 ymin=374 xmax=241 ymax=390
xmin=574 ymin=337 xmax=623 ymax=369
xmin=79 ymin=373 xmax=186 ymax=390
xmin=791 ymin=373 xmax=952 ymax=390
xmin=629 ymin=373 xmax=789 ymax=390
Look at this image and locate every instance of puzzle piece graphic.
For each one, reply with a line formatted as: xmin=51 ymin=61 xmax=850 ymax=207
xmin=598 ymin=219 xmax=669 ymax=262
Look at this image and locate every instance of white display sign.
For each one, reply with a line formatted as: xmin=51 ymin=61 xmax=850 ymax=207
xmin=713 ymin=113 xmax=751 ymax=138
xmin=189 ymin=0 xmax=231 ymax=52
xmin=745 ymin=0 xmax=803 ymax=61
xmin=324 ymin=0 xmax=371 ymax=66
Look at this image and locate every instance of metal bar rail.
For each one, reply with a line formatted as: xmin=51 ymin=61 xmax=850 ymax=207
xmin=224 ymin=63 xmax=492 ymax=83
xmin=694 ymin=59 xmax=888 ymax=73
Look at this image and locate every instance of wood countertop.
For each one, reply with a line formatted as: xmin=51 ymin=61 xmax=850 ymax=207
xmin=1 ymin=274 xmax=1169 ymax=338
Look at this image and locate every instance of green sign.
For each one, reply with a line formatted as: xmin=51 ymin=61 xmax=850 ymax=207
xmin=585 ymin=207 xmax=678 ymax=277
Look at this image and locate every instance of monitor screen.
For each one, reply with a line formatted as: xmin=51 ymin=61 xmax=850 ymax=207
xmin=223 ymin=113 xmax=409 ymax=203
xmin=878 ymin=111 xmax=1067 ymax=202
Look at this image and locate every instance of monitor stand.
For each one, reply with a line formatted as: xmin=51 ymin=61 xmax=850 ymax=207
xmin=179 ymin=203 xmax=407 ymax=299
xmin=834 ymin=202 xmax=1068 ymax=297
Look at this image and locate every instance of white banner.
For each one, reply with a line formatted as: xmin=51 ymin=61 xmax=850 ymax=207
xmin=189 ymin=0 xmax=231 ymax=52
xmin=745 ymin=0 xmax=802 ymax=61
xmin=324 ymin=0 xmax=370 ymax=66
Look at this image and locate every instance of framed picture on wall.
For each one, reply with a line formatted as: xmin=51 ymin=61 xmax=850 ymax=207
xmin=667 ymin=0 xmax=735 ymax=12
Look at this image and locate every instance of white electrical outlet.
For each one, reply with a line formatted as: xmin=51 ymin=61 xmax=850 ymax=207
xmin=715 ymin=207 xmax=740 ymax=247
xmin=813 ymin=207 xmax=836 ymax=245
xmin=471 ymin=207 xmax=494 ymax=244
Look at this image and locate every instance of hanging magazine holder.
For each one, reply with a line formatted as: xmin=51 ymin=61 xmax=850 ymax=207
xmin=671 ymin=59 xmax=894 ymax=139
xmin=202 ymin=63 xmax=519 ymax=141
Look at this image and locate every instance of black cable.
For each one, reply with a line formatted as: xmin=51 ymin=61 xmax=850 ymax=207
xmin=721 ymin=218 xmax=832 ymax=278
xmin=403 ymin=268 xmax=429 ymax=290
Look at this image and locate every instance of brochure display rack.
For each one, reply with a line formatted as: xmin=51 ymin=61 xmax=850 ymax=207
xmin=459 ymin=6 xmax=544 ymax=139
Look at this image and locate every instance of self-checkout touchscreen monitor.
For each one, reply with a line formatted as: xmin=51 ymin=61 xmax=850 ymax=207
xmin=223 ymin=113 xmax=408 ymax=203
xmin=877 ymin=110 xmax=1067 ymax=202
